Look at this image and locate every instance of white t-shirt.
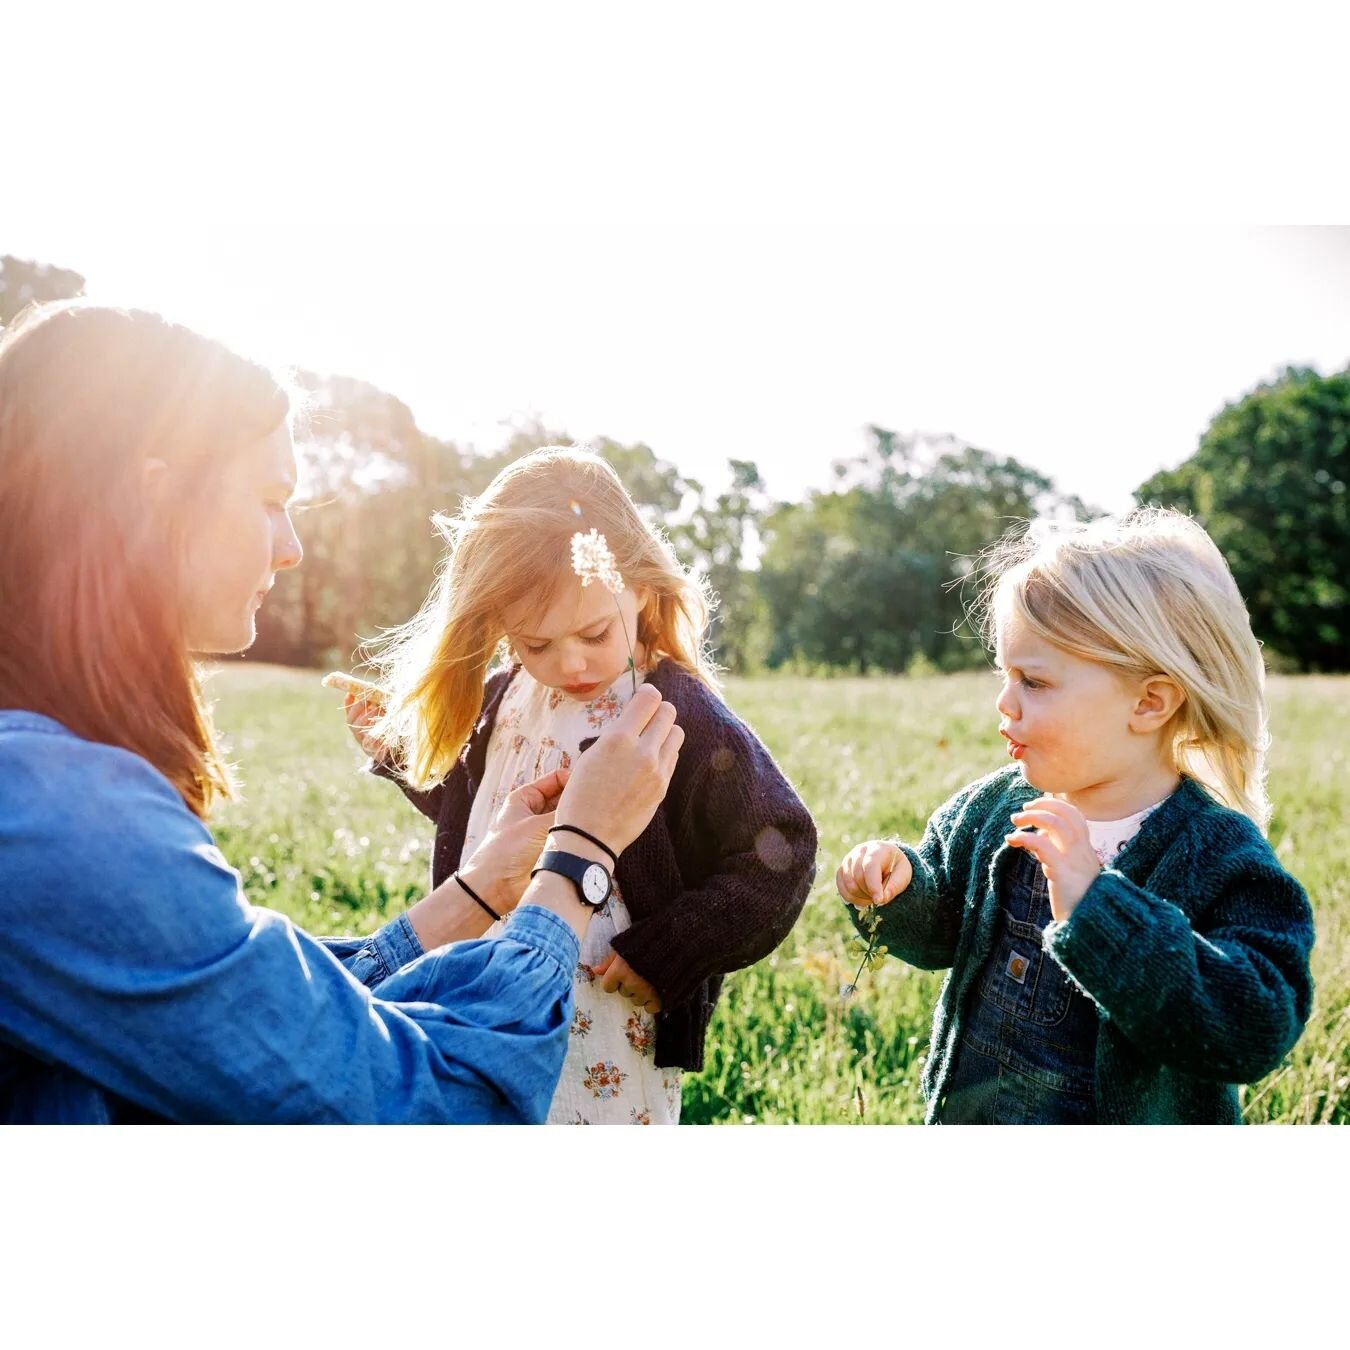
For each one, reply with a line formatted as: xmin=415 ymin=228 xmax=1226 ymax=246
xmin=1083 ymin=798 xmax=1169 ymax=867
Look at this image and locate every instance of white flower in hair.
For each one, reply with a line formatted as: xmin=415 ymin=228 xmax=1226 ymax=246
xmin=570 ymin=528 xmax=625 ymax=596
xmin=568 ymin=524 xmax=637 ymax=693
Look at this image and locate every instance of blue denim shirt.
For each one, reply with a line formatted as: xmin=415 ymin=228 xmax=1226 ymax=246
xmin=0 ymin=711 xmax=579 ymax=1124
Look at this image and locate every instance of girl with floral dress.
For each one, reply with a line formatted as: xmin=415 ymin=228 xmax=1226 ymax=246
xmin=342 ymin=447 xmax=817 ymax=1124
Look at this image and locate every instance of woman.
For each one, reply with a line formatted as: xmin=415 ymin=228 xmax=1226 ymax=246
xmin=0 ymin=302 xmax=683 ymax=1124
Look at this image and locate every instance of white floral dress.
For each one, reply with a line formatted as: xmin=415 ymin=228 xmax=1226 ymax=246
xmin=460 ymin=666 xmax=681 ymax=1125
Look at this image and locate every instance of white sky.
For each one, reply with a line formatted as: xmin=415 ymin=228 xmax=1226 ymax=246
xmin=6 ymin=6 xmax=1349 ymax=515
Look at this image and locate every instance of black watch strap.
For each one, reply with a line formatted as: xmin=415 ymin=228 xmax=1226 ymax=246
xmin=531 ymin=849 xmax=613 ymax=908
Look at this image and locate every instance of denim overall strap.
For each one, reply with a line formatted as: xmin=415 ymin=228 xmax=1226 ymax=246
xmin=938 ymin=847 xmax=1100 ymax=1124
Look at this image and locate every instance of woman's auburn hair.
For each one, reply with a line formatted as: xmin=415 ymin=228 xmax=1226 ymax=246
xmin=367 ymin=445 xmax=718 ymax=790
xmin=974 ymin=505 xmax=1273 ymax=831
xmin=0 ymin=302 xmax=290 ymax=818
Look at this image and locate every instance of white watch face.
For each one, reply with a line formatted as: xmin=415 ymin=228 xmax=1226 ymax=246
xmin=581 ymin=863 xmax=610 ymax=905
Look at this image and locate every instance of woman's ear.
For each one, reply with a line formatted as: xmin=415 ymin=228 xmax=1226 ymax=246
xmin=1130 ymin=675 xmax=1186 ymax=732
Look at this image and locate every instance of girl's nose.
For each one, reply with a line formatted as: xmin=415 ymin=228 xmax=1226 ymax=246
xmin=559 ymin=646 xmax=587 ymax=676
xmin=995 ymin=678 xmax=1018 ymax=722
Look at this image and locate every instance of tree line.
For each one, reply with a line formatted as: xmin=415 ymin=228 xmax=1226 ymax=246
xmin=4 ymin=252 xmax=1347 ymax=673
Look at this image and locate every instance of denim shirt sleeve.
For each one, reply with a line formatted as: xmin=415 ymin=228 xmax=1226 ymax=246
xmin=318 ymin=914 xmax=425 ymax=990
xmin=0 ymin=726 xmax=578 ymax=1123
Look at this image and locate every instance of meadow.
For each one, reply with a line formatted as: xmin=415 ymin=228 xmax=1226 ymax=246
xmin=209 ymin=664 xmax=1349 ymax=1125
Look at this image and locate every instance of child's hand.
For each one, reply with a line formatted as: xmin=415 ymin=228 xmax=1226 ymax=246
xmin=323 ymin=672 xmax=389 ymax=761
xmin=836 ymin=840 xmax=913 ymax=907
xmin=1006 ymin=797 xmax=1102 ymax=922
xmin=592 ymin=953 xmax=662 ymax=1014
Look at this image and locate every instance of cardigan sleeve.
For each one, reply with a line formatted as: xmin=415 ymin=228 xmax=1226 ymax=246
xmin=846 ymin=776 xmax=988 ymax=971
xmin=368 ymin=752 xmax=446 ymax=822
xmin=608 ymin=703 xmax=817 ymax=1011
xmin=365 ymin=668 xmax=515 ymax=823
xmin=1044 ymin=825 xmax=1315 ymax=1083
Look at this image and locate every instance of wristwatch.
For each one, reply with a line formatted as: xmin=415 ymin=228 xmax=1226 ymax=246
xmin=531 ymin=849 xmax=614 ymax=908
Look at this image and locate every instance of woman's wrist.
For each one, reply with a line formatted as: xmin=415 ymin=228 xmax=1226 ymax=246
xmin=458 ymin=855 xmax=512 ymax=916
xmin=518 ymin=871 xmax=598 ymax=943
xmin=540 ymin=834 xmax=612 ymax=869
xmin=405 ymin=863 xmax=503 ymax=951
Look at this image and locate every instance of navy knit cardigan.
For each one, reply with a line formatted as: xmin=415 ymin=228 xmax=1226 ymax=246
xmin=849 ymin=765 xmax=1316 ymax=1124
xmin=376 ymin=660 xmax=818 ymax=1071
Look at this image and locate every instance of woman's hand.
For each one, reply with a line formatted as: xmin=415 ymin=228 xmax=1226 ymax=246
xmin=836 ymin=840 xmax=913 ymax=907
xmin=404 ymin=767 xmax=568 ymax=951
xmin=461 ymin=767 xmax=570 ymax=916
xmin=592 ymin=953 xmax=662 ymax=1014
xmin=521 ymin=685 xmax=683 ymax=945
xmin=554 ymin=683 xmax=683 ymax=854
xmin=1006 ymin=797 xmax=1102 ymax=922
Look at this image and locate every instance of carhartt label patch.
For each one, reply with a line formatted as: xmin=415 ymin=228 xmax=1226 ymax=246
xmin=1006 ymin=952 xmax=1030 ymax=984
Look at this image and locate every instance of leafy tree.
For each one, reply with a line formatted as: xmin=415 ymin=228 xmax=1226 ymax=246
xmin=670 ymin=459 xmax=773 ymax=672
xmin=756 ymin=427 xmax=1089 ymax=673
xmin=1136 ymin=366 xmax=1350 ymax=671
xmin=0 ymin=255 xmax=85 ymax=325
xmin=252 ymin=372 xmax=475 ymax=668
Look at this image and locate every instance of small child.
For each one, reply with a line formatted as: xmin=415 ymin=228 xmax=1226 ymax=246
xmin=350 ymin=447 xmax=816 ymax=1124
xmin=836 ymin=508 xmax=1314 ymax=1124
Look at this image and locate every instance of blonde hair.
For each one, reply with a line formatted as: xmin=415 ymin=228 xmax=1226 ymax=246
xmin=975 ymin=506 xmax=1272 ymax=831
xmin=367 ymin=446 xmax=716 ymax=789
xmin=0 ymin=301 xmax=290 ymax=818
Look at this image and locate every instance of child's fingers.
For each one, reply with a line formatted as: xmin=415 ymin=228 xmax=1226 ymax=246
xmin=880 ymin=851 xmax=912 ymax=903
xmin=834 ymin=862 xmax=854 ymax=901
xmin=598 ymin=957 xmax=626 ymax=996
xmin=1006 ymin=829 xmax=1058 ymax=867
xmin=862 ymin=847 xmax=888 ymax=901
xmin=1023 ymin=796 xmax=1086 ymax=825
xmin=835 ymin=857 xmax=869 ymax=905
xmin=348 ymin=695 xmax=379 ymax=731
xmin=1008 ymin=810 xmax=1073 ymax=852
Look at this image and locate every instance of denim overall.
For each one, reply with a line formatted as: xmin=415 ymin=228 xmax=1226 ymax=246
xmin=938 ymin=847 xmax=1099 ymax=1124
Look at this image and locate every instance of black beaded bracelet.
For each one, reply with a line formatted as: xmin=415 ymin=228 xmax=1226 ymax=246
xmin=452 ymin=871 xmax=501 ymax=923
xmin=547 ymin=824 xmax=619 ymax=870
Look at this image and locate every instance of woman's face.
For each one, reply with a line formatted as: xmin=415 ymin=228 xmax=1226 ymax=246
xmin=178 ymin=424 xmax=303 ymax=655
xmin=500 ymin=569 xmax=646 ymax=700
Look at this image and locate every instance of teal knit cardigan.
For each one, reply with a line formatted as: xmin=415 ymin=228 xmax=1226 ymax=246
xmin=849 ymin=766 xmax=1315 ymax=1124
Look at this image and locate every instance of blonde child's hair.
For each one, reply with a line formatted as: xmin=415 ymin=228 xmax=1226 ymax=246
xmin=366 ymin=446 xmax=717 ymax=790
xmin=975 ymin=506 xmax=1272 ymax=831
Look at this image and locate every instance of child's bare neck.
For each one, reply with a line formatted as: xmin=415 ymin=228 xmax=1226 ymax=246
xmin=1058 ymin=763 xmax=1182 ymax=822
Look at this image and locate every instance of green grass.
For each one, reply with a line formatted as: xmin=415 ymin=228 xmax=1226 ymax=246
xmin=209 ymin=664 xmax=1350 ymax=1124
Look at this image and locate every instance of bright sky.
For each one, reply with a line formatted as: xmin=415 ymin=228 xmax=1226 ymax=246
xmin=6 ymin=6 xmax=1349 ymax=515
xmin=9 ymin=222 xmax=1346 ymax=515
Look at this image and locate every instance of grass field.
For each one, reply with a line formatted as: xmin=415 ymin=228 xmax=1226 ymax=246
xmin=209 ymin=664 xmax=1349 ymax=1124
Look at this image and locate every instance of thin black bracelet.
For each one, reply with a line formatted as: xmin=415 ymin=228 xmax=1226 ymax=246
xmin=452 ymin=871 xmax=502 ymax=923
xmin=547 ymin=824 xmax=618 ymax=869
